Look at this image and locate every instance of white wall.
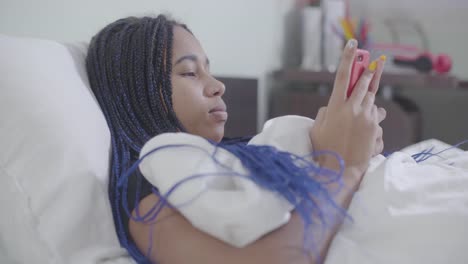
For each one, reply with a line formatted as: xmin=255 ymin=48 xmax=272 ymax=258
xmin=0 ymin=0 xmax=292 ymax=77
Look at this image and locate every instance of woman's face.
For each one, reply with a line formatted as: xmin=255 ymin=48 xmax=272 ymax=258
xmin=171 ymin=26 xmax=227 ymax=143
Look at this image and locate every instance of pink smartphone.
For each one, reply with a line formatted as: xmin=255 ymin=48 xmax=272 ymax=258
xmin=347 ymin=49 xmax=370 ymax=98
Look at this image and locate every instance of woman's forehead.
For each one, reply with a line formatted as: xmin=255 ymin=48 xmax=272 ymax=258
xmin=172 ymin=26 xmax=206 ymax=61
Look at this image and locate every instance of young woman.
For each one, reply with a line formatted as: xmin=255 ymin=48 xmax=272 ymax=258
xmin=85 ymin=15 xmax=389 ymax=264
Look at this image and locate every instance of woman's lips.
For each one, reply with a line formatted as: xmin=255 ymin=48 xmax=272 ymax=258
xmin=209 ymin=109 xmax=228 ymax=122
xmin=209 ymin=105 xmax=226 ymax=113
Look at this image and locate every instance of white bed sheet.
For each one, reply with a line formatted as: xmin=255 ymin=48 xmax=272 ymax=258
xmin=325 ymin=139 xmax=468 ymax=264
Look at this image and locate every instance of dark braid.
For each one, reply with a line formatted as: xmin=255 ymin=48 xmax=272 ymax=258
xmin=86 ymin=15 xmax=190 ymax=263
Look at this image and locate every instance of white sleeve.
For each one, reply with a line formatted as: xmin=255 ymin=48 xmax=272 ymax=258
xmin=138 ymin=132 xmax=293 ymax=248
xmin=249 ymin=115 xmax=316 ymax=158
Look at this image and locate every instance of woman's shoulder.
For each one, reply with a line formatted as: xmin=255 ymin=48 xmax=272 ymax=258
xmin=140 ymin=132 xmax=213 ymax=158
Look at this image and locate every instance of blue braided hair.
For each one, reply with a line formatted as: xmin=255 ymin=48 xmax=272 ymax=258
xmin=86 ymin=15 xmax=192 ymax=263
xmin=86 ymin=15 xmax=345 ymax=263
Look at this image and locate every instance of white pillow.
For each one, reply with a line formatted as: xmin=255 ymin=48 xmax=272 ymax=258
xmin=0 ymin=34 xmax=133 ymax=264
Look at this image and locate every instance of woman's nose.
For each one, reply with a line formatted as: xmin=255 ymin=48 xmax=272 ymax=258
xmin=206 ymin=77 xmax=226 ymax=97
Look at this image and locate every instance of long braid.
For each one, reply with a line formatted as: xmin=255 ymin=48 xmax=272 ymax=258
xmin=86 ymin=15 xmax=186 ymax=263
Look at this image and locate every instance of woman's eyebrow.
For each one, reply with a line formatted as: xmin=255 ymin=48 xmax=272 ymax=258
xmin=174 ymin=54 xmax=210 ymax=67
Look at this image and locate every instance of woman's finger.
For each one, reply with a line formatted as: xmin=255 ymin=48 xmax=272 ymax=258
xmin=329 ymin=39 xmax=357 ymax=108
xmin=314 ymin=107 xmax=327 ymax=125
xmin=377 ymin=107 xmax=386 ymax=123
xmin=369 ymin=55 xmax=387 ymax=94
xmin=376 ymin=125 xmax=383 ymax=139
xmin=374 ymin=137 xmax=384 ymax=155
xmin=361 ymin=92 xmax=376 ymax=113
xmin=348 ymin=67 xmax=375 ymax=105
xmin=373 ymin=125 xmax=384 ymax=155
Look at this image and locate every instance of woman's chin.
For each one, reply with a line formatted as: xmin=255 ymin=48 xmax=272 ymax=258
xmin=206 ymin=126 xmax=225 ymax=143
xmin=210 ymin=130 xmax=224 ymax=143
xmin=190 ymin=125 xmax=224 ymax=143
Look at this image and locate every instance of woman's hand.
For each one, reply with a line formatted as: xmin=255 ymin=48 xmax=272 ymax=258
xmin=310 ymin=39 xmax=386 ymax=176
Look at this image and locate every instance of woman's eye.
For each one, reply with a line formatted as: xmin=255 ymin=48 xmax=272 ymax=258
xmin=181 ymin=72 xmax=196 ymax=77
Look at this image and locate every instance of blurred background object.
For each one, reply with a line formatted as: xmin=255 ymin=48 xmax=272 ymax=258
xmin=276 ymin=0 xmax=468 ymax=150
xmin=301 ymin=0 xmax=323 ymax=71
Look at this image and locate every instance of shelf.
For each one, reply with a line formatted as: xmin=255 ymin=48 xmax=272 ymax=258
xmin=273 ymin=69 xmax=460 ymax=89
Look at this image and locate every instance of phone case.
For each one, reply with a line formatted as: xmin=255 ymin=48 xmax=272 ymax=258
xmin=347 ymin=49 xmax=370 ymax=98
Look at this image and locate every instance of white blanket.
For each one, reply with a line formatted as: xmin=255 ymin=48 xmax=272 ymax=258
xmin=139 ymin=116 xmax=468 ymax=263
xmin=325 ymin=138 xmax=468 ymax=264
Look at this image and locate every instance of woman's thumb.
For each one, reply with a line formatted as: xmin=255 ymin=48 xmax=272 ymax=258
xmin=314 ymin=107 xmax=327 ymax=125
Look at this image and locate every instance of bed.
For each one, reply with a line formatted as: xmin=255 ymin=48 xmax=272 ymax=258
xmin=1 ymin=34 xmax=467 ymax=264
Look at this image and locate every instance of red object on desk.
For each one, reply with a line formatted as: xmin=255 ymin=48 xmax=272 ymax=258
xmin=371 ymin=43 xmax=453 ymax=74
xmin=394 ymin=53 xmax=452 ymax=74
xmin=433 ymin=53 xmax=452 ymax=74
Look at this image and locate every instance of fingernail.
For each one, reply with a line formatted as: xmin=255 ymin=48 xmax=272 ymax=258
xmin=368 ymin=61 xmax=378 ymax=71
xmin=379 ymin=55 xmax=387 ymax=62
xmin=346 ymin=39 xmax=357 ymax=49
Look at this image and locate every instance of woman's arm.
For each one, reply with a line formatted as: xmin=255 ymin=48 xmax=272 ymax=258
xmin=129 ymin=166 xmax=362 ymax=264
xmin=130 ymin=193 xmax=309 ymax=264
